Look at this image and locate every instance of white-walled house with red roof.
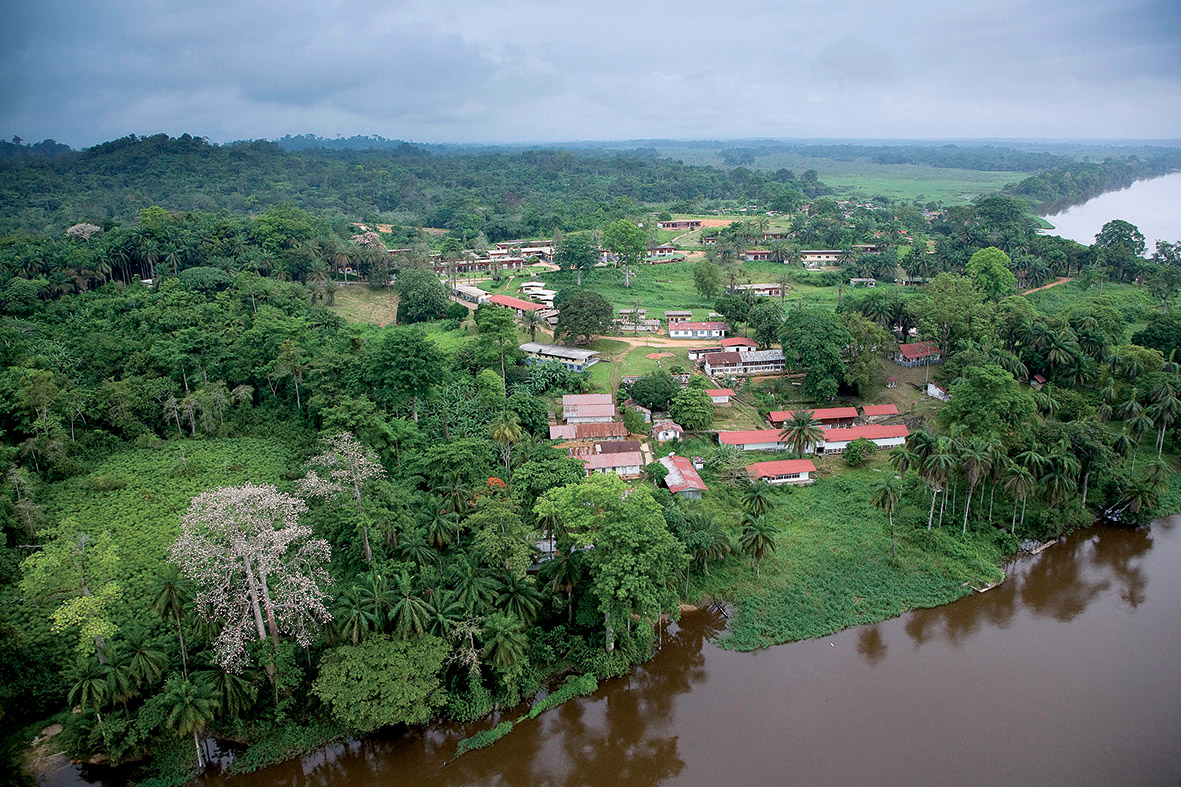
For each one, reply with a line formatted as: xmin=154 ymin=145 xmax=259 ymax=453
xmin=706 ymin=388 xmax=735 ymax=404
xmin=818 ymin=424 xmax=909 ymax=454
xmin=668 ymin=321 xmax=728 ymax=339
xmin=746 ymin=459 xmax=817 ymax=486
xmin=659 ymin=454 xmax=708 ymax=499
xmin=861 ymin=404 xmax=899 ymax=421
xmin=767 ymin=406 xmax=858 ymax=427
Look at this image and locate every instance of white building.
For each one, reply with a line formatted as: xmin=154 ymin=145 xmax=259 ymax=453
xmin=520 ymin=343 xmax=601 ymax=372
xmin=669 ymin=321 xmax=728 ymax=339
xmin=818 ymin=424 xmax=910 ymax=454
xmin=746 ymin=459 xmax=817 ymax=486
xmin=652 ymin=420 xmax=684 ymax=442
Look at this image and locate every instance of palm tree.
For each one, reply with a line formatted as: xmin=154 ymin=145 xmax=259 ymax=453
xmin=958 ymin=439 xmax=993 ymax=535
xmin=539 ymin=548 xmax=580 ymax=623
xmin=163 ymin=676 xmax=216 ymax=771
xmin=778 ymin=410 xmax=824 ymax=455
xmin=741 ymin=480 xmax=774 ymax=517
xmin=421 ymin=498 xmax=460 ymax=550
xmin=489 ymin=410 xmax=523 ymax=476
xmin=521 ymin=309 xmax=543 ymax=342
xmin=388 ymin=570 xmax=432 ymax=639
xmin=1040 ymin=445 xmax=1080 ymax=509
xmin=436 ymin=473 xmax=474 ymax=515
xmin=152 ymin=569 xmax=191 ymax=678
xmin=924 ymin=439 xmax=958 ymax=530
xmin=738 ymin=514 xmax=778 ymax=578
xmin=356 ymin=571 xmax=397 ymax=630
xmin=196 ymin=664 xmax=255 ymax=718
xmin=493 ymin=572 xmax=543 ymax=624
xmin=68 ymin=657 xmax=109 ymax=736
xmin=333 ymin=584 xmax=378 ymax=645
xmin=447 ymin=552 xmax=496 ymax=615
xmin=870 ymin=476 xmax=902 ymax=559
xmin=889 ymin=445 xmax=917 ymax=485
xmin=424 ymin=588 xmax=465 ymax=637
xmin=686 ymin=510 xmax=731 ymax=578
xmin=1126 ymin=408 xmax=1155 ymax=471
xmin=1003 ymin=462 xmax=1035 ymax=534
xmin=125 ymin=630 xmax=169 ymax=688
xmin=1148 ymin=394 xmax=1180 ymax=458
xmin=481 ymin=613 xmax=528 ymax=668
xmin=396 ymin=532 xmax=436 ymax=568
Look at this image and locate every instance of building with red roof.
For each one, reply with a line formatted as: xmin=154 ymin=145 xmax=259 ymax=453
xmin=706 ymin=388 xmax=735 ymax=404
xmin=717 ymin=429 xmax=789 ymax=451
xmin=746 ymin=459 xmax=817 ymax=486
xmin=892 ymin=341 xmax=942 ymax=367
xmin=489 ymin=293 xmax=543 ymax=316
xmin=861 ymin=404 xmax=899 ymax=421
xmin=820 ymin=424 xmax=909 ymax=454
xmin=768 ymin=407 xmax=858 ymax=427
xmin=549 ymin=422 xmax=629 ymax=441
xmin=721 ymin=337 xmax=758 ymax=350
xmin=668 ymin=321 xmax=728 ymax=339
xmin=582 ymin=452 xmax=644 ymax=478
xmin=659 ymin=454 xmax=708 ymax=498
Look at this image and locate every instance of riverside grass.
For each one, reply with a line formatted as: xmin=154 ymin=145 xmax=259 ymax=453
xmin=453 ymin=673 xmax=600 ymax=760
xmin=689 ymin=461 xmax=1008 ymax=651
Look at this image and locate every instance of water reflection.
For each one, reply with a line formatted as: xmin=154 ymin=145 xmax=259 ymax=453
xmin=856 ymin=626 xmax=887 ymax=666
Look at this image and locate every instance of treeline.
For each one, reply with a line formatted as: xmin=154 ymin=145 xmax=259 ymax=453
xmin=1003 ymin=154 xmax=1181 ymax=213
xmin=727 ymin=143 xmax=1071 ymax=172
xmin=0 ymin=133 xmax=829 ymax=239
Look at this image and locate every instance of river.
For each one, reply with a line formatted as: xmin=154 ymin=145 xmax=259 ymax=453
xmin=1042 ymin=171 xmax=1181 ymax=247
xmin=171 ymin=518 xmax=1181 ymax=786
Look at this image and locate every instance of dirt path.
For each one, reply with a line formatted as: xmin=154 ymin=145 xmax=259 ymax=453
xmin=1020 ymin=276 xmax=1073 ymax=295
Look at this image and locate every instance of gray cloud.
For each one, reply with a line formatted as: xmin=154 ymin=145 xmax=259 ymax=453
xmin=1 ymin=0 xmax=1178 ymax=146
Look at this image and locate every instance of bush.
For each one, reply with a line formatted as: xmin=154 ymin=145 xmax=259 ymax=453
xmin=84 ymin=474 xmax=127 ymax=492
xmin=646 ymin=461 xmax=669 ymax=484
xmin=445 ymin=301 xmax=470 ymax=321
xmin=842 ymin=437 xmax=875 ymax=467
xmin=454 ymin=720 xmax=513 ymax=757
xmin=527 ymin=674 xmax=599 ymax=719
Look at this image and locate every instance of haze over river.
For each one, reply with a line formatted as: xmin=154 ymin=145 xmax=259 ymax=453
xmin=1042 ymin=171 xmax=1181 ymax=247
xmin=181 ymin=518 xmax=1181 ymax=787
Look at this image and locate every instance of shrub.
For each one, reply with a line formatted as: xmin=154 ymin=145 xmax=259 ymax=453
xmin=527 ymin=674 xmax=599 ymax=719
xmin=455 ymin=720 xmax=513 ymax=757
xmin=842 ymin=437 xmax=875 ymax=467
xmin=84 ymin=474 xmax=127 ymax=492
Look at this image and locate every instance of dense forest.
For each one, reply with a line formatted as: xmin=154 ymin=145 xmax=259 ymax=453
xmin=0 ymin=135 xmax=1179 ymax=785
xmin=0 ymin=135 xmax=829 ymax=239
xmin=1001 ymin=154 xmax=1181 ymax=212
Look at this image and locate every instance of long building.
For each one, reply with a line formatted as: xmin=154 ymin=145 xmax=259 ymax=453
xmin=669 ymin=321 xmax=728 ymax=339
xmin=746 ymin=459 xmax=817 ymax=486
xmin=582 ymin=451 xmax=644 ymax=478
xmin=819 ymin=424 xmax=909 ymax=454
xmin=549 ymin=421 xmax=629 ymax=441
xmin=768 ymin=407 xmax=858 ymax=427
xmin=520 ymin=342 xmax=601 ymax=372
xmin=703 ymin=349 xmax=786 ymax=377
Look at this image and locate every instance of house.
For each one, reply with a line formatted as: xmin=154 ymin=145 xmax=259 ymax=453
xmin=549 ymin=422 xmax=630 ymax=441
xmin=562 ymin=393 xmax=616 ymax=423
xmin=849 ymin=278 xmax=877 ymax=288
xmin=706 ymin=388 xmax=735 ymax=404
xmin=746 ymin=459 xmax=817 ymax=486
xmin=893 ymin=342 xmax=942 ymax=367
xmin=669 ymin=321 xmax=728 ymax=339
xmin=819 ymin=424 xmax=910 ymax=454
xmin=768 ymin=407 xmax=858 ymax=427
xmin=861 ymin=404 xmax=900 ymax=422
xmin=926 ymin=382 xmax=951 ymax=402
xmin=650 ymin=245 xmax=677 ymax=258
xmin=762 ymin=232 xmax=791 ymax=241
xmin=733 ymin=283 xmax=784 ymax=297
xmin=702 ymin=236 xmax=718 ymax=245
xmin=665 ymin=310 xmax=693 ymax=323
xmin=452 ymin=284 xmax=490 ymax=304
xmin=521 ymin=343 xmax=601 ymax=372
xmin=618 ymin=308 xmax=647 ymax=318
xmin=656 ymin=220 xmax=702 ymax=230
xmin=703 ymin=349 xmax=786 ymax=377
xmin=659 ymin=454 xmax=708 ymax=499
xmin=718 ymin=429 xmax=789 ymax=451
xmin=852 ymin=243 xmax=881 ymax=253
xmin=743 ymin=249 xmax=774 ymax=261
xmin=582 ymin=452 xmax=644 ymax=478
xmin=886 ymin=376 xmax=899 ymax=388
xmin=1030 ymin=374 xmax=1047 ymax=391
xmin=616 ymin=318 xmax=662 ymax=333
xmin=489 ymin=294 xmax=544 ymax=318
xmin=721 ymin=337 xmax=759 ymax=352
xmin=621 ymin=374 xmax=690 ymax=388
xmin=518 ymin=281 xmax=547 ymax=293
xmin=652 ymin=420 xmax=684 ymax=442
xmin=799 ymin=250 xmax=842 ymax=264
xmin=527 ymin=289 xmax=557 ymax=308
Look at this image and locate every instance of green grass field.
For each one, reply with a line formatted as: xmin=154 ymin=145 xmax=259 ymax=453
xmin=686 ymin=460 xmax=1007 ymax=651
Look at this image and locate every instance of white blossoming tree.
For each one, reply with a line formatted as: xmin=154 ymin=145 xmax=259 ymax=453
xmin=65 ymin=222 xmax=103 ymax=241
xmin=298 ymin=432 xmax=386 ymax=565
xmin=169 ymin=483 xmax=333 ymax=673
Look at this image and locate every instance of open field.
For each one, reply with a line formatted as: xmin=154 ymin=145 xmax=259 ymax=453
xmin=686 ymin=460 xmax=1008 ymax=650
xmin=331 ymin=284 xmax=400 ymax=325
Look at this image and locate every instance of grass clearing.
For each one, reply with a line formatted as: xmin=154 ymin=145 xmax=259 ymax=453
xmin=688 ymin=461 xmax=1006 ymax=651
xmin=330 ymin=284 xmax=400 ymax=326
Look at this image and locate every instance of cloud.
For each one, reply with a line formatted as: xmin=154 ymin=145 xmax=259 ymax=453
xmin=0 ymin=0 xmax=1178 ymax=146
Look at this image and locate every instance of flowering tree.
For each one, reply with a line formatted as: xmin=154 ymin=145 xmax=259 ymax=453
xmin=169 ymin=484 xmax=333 ymax=672
xmin=298 ymin=432 xmax=386 ymax=565
xmin=66 ymin=222 xmax=103 ymax=241
xmin=350 ymin=231 xmax=383 ymax=248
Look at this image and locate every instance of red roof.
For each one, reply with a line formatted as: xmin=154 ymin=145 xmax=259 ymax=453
xmin=897 ymin=341 xmax=940 ymax=360
xmin=582 ymin=452 xmax=643 ymax=470
xmin=721 ymin=337 xmax=758 ymax=348
xmin=821 ymin=424 xmax=909 ymax=443
xmin=653 ymin=420 xmax=683 ymax=432
xmin=1032 ymin=374 xmax=1047 ymax=384
xmin=566 ymin=404 xmax=616 ymax=418
xmin=489 ymin=294 xmax=542 ymax=311
xmin=670 ymin=322 xmax=727 ymax=331
xmin=549 ymin=422 xmax=628 ymax=440
xmin=706 ymin=388 xmax=735 ymax=396
xmin=718 ymin=429 xmax=786 ymax=446
xmin=747 ymin=459 xmax=817 ymax=479
xmin=704 ymin=351 xmax=743 ymax=364
xmin=861 ymin=404 xmax=899 ymax=417
xmin=563 ymin=394 xmax=614 ymax=407
xmin=769 ymin=407 xmax=858 ymax=423
xmin=660 ymin=455 xmax=708 ymax=494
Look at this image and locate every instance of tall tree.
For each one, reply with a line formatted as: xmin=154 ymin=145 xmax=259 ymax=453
xmin=298 ymin=432 xmax=387 ymax=565
xmin=602 ymin=219 xmax=646 ymax=288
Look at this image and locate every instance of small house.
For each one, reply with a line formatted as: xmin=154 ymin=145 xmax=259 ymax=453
xmin=717 ymin=429 xmax=789 ymax=452
xmin=659 ymin=454 xmax=708 ymax=499
xmin=669 ymin=321 xmax=729 ymax=340
xmin=706 ymin=388 xmax=734 ymax=405
xmin=746 ymin=459 xmax=817 ymax=486
xmin=652 ymin=420 xmax=684 ymax=442
xmin=861 ymin=404 xmax=900 ymax=422
xmin=582 ymin=452 xmax=643 ymax=478
xmin=893 ymin=342 xmax=942 ymax=367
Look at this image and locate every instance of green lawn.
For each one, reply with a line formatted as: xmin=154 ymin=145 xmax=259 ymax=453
xmin=687 ymin=461 xmax=1007 ymax=651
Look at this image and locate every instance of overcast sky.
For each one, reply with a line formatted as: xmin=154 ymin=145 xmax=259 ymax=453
xmin=2 ymin=0 xmax=1178 ymax=148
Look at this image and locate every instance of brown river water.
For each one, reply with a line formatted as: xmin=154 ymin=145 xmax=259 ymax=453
xmin=61 ymin=518 xmax=1181 ymax=786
